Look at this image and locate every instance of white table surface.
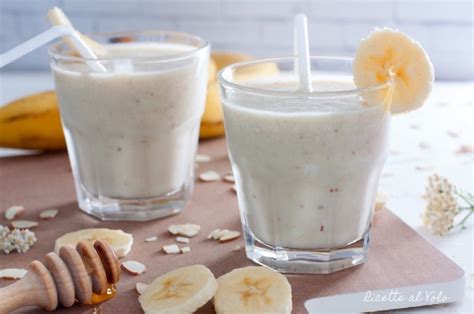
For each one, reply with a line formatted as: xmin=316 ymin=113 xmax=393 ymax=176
xmin=0 ymin=72 xmax=473 ymax=313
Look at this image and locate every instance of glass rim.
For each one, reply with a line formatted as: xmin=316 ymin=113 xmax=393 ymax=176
xmin=49 ymin=30 xmax=210 ymax=63
xmin=217 ymin=56 xmax=391 ymax=98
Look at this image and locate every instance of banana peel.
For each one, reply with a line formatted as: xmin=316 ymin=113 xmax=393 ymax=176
xmin=199 ymin=122 xmax=225 ymax=140
xmin=0 ymin=91 xmax=66 ymax=150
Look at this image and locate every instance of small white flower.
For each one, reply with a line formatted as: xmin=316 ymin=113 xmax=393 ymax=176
xmin=0 ymin=225 xmax=37 ymax=254
xmin=422 ymin=174 xmax=459 ymax=235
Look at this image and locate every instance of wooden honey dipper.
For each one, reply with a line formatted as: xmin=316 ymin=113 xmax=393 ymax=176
xmin=0 ymin=240 xmax=121 ymax=312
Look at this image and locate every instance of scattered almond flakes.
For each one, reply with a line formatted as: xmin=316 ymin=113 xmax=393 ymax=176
xmin=4 ymin=206 xmax=24 ymax=221
xmin=199 ymin=170 xmax=221 ymax=182
xmin=223 ymin=174 xmax=235 ymax=183
xmin=233 ymin=245 xmax=242 ymax=252
xmin=168 ymin=224 xmax=200 ymax=237
xmin=39 ymin=209 xmax=58 ymax=220
xmin=176 ymin=236 xmax=189 ymax=244
xmin=122 ymin=261 xmax=146 ymax=275
xmin=180 ymin=246 xmax=191 ymax=254
xmin=11 ymin=220 xmax=38 ymax=229
xmin=456 ymin=145 xmax=474 ymax=154
xmin=145 ymin=236 xmax=157 ymax=242
xmin=374 ymin=191 xmax=389 ymax=211
xmin=162 ymin=244 xmax=180 ymax=254
xmin=195 ymin=154 xmax=211 ymax=163
xmin=219 ymin=230 xmax=241 ymax=243
xmin=136 ymin=282 xmax=148 ymax=295
xmin=0 ymin=268 xmax=27 ymax=279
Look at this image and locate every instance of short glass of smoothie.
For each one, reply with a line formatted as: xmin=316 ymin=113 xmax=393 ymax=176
xmin=49 ymin=31 xmax=209 ymax=221
xmin=218 ymin=57 xmax=391 ymax=273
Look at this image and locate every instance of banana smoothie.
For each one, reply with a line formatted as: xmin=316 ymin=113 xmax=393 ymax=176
xmin=51 ymin=36 xmax=209 ymax=220
xmin=223 ymin=80 xmax=391 ymax=249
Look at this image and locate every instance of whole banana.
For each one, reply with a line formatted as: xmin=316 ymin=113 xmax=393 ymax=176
xmin=0 ymin=91 xmax=66 ymax=150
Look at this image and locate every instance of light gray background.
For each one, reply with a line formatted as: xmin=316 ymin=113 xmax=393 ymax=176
xmin=1 ymin=0 xmax=473 ymax=80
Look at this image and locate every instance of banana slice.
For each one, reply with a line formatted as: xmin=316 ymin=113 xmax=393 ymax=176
xmin=54 ymin=228 xmax=133 ymax=258
xmin=139 ymin=265 xmax=217 ymax=313
xmin=353 ymin=28 xmax=434 ymax=114
xmin=214 ymin=266 xmax=292 ymax=314
xmin=47 ymin=7 xmax=106 ymax=56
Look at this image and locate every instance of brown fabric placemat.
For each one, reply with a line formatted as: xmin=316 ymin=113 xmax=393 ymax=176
xmin=0 ymin=138 xmax=464 ymax=313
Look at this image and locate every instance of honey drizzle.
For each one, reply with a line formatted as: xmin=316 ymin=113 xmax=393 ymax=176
xmin=91 ymin=284 xmax=117 ymax=304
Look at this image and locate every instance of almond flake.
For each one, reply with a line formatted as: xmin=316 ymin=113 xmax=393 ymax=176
xmin=199 ymin=171 xmax=221 ymax=182
xmin=11 ymin=220 xmax=38 ymax=229
xmin=0 ymin=268 xmax=27 ymax=279
xmin=162 ymin=244 xmax=180 ymax=254
xmin=418 ymin=141 xmax=431 ymax=149
xmin=180 ymin=246 xmax=191 ymax=254
xmin=4 ymin=206 xmax=24 ymax=221
xmin=219 ymin=230 xmax=241 ymax=243
xmin=374 ymin=191 xmax=389 ymax=211
xmin=39 ymin=209 xmax=58 ymax=219
xmin=206 ymin=228 xmax=221 ymax=240
xmin=122 ymin=261 xmax=146 ymax=275
xmin=233 ymin=245 xmax=242 ymax=252
xmin=145 ymin=236 xmax=157 ymax=242
xmin=447 ymin=130 xmax=459 ymax=138
xmin=136 ymin=282 xmax=148 ymax=295
xmin=213 ymin=229 xmax=229 ymax=240
xmin=231 ymin=185 xmax=237 ymax=193
xmin=195 ymin=154 xmax=211 ymax=163
xmin=415 ymin=165 xmax=435 ymax=171
xmin=223 ymin=174 xmax=235 ymax=183
xmin=176 ymin=236 xmax=189 ymax=244
xmin=168 ymin=224 xmax=200 ymax=237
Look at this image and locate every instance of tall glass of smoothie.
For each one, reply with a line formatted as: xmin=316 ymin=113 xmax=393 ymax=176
xmin=218 ymin=57 xmax=391 ymax=273
xmin=49 ymin=31 xmax=209 ymax=221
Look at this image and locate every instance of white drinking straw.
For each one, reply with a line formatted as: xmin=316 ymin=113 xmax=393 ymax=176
xmin=0 ymin=25 xmax=106 ymax=72
xmin=294 ymin=14 xmax=312 ymax=92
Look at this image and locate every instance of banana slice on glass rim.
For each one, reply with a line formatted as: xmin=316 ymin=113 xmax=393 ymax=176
xmin=353 ymin=28 xmax=434 ymax=114
xmin=214 ymin=266 xmax=292 ymax=314
xmin=139 ymin=265 xmax=217 ymax=313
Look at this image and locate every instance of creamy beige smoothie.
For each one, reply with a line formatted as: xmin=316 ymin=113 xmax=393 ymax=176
xmin=51 ymin=42 xmax=208 ymax=211
xmin=223 ymin=80 xmax=390 ymax=249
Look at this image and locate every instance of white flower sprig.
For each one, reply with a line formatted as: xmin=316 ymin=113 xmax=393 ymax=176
xmin=0 ymin=225 xmax=37 ymax=254
xmin=422 ymin=174 xmax=474 ymax=235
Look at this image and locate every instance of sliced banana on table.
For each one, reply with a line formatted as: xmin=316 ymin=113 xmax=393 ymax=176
xmin=353 ymin=28 xmax=434 ymax=114
xmin=214 ymin=266 xmax=292 ymax=314
xmin=139 ymin=264 xmax=217 ymax=314
xmin=54 ymin=228 xmax=133 ymax=258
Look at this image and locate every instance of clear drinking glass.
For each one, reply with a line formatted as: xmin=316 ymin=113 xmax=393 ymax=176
xmin=218 ymin=57 xmax=391 ymax=273
xmin=49 ymin=31 xmax=210 ymax=221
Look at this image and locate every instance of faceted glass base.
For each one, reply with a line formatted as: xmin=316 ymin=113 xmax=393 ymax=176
xmin=77 ymin=184 xmax=192 ymax=221
xmin=243 ymin=225 xmax=370 ymax=274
